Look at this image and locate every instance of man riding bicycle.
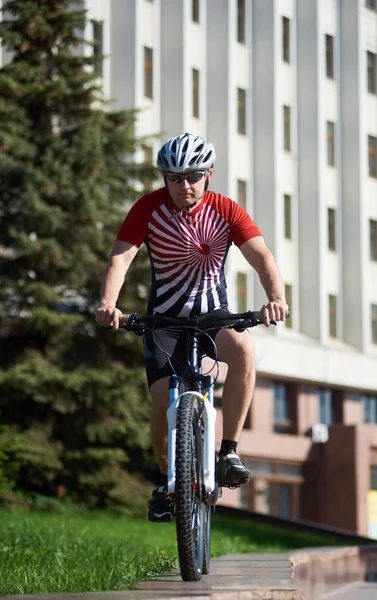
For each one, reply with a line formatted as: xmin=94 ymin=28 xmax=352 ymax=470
xmin=95 ymin=133 xmax=289 ymax=522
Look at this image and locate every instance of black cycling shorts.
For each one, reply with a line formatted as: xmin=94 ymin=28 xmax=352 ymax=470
xmin=143 ymin=308 xmax=230 ymax=388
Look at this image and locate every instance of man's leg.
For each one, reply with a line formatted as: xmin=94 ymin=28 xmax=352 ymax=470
xmin=147 ymin=376 xmax=173 ymax=522
xmin=150 ymin=376 xmax=170 ymax=474
xmin=214 ymin=328 xmax=255 ymax=486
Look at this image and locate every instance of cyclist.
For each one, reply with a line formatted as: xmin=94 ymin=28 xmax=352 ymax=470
xmin=95 ymin=133 xmax=289 ymax=522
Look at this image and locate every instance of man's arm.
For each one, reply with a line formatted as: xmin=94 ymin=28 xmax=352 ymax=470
xmin=240 ymin=236 xmax=289 ymax=326
xmin=95 ymin=240 xmax=139 ymax=330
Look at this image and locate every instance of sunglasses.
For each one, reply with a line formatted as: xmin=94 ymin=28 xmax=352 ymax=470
xmin=165 ymin=171 xmax=206 ymax=184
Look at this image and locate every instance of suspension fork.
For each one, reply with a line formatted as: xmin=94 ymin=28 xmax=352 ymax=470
xmin=166 ymin=333 xmax=217 ymax=494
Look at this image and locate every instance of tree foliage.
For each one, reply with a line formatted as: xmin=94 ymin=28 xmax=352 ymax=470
xmin=0 ymin=0 xmax=159 ymax=507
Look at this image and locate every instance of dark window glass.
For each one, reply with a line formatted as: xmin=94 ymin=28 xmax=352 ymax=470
xmin=328 ymin=294 xmax=337 ymax=338
xmin=372 ymin=305 xmax=377 ymax=344
xmin=237 ymin=88 xmax=246 ymax=135
xmin=144 ymin=46 xmax=153 ymax=99
xmin=370 ymin=220 xmax=377 ymax=261
xmin=367 ymin=51 xmax=377 ymax=94
xmin=326 ymin=34 xmax=334 ymax=79
xmin=328 ymin=207 xmax=336 ymax=251
xmin=284 ymin=284 xmax=292 ymax=329
xmin=362 ymin=396 xmax=377 ymax=423
xmin=92 ymin=20 xmax=103 ymax=77
xmin=283 ymin=105 xmax=291 ymax=151
xmin=327 ymin=121 xmax=335 ymax=166
xmin=192 ymin=68 xmax=199 ymax=118
xmin=369 ymin=135 xmax=377 ymax=177
xmin=282 ymin=16 xmax=290 ymax=63
xmin=192 ymin=0 xmax=199 ymax=23
xmin=366 ymin=0 xmax=376 ymax=9
xmin=236 ymin=272 xmax=247 ymax=313
xmin=237 ymin=179 xmax=247 ymax=210
xmin=284 ymin=194 xmax=292 ymax=239
xmin=237 ymin=0 xmax=246 ymax=44
xmin=273 ymin=383 xmax=293 ymax=433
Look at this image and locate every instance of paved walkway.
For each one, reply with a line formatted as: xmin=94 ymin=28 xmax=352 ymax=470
xmin=2 ymin=554 xmax=303 ymax=600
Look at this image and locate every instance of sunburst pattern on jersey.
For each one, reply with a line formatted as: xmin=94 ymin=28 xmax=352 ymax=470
xmin=147 ymin=203 xmax=231 ymax=316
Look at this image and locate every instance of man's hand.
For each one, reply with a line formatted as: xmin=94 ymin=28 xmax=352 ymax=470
xmin=261 ymin=301 xmax=289 ymax=327
xmin=95 ymin=306 xmax=124 ymax=330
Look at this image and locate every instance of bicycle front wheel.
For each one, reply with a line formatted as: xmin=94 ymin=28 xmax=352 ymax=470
xmin=175 ymin=392 xmax=206 ymax=581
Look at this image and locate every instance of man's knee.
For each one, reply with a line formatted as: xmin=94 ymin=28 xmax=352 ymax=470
xmin=217 ymin=330 xmax=255 ymax=367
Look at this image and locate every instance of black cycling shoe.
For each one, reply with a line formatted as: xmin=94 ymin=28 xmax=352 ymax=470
xmin=216 ymin=453 xmax=251 ymax=488
xmin=148 ymin=486 xmax=174 ymax=523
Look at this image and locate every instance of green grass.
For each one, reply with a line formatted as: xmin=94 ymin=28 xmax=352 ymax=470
xmin=0 ymin=506 xmax=344 ymax=595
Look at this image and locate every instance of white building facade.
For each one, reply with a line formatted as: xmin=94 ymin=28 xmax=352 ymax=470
xmin=86 ymin=0 xmax=377 ymax=392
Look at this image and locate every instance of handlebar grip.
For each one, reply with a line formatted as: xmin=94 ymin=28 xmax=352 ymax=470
xmin=119 ymin=314 xmax=131 ymax=326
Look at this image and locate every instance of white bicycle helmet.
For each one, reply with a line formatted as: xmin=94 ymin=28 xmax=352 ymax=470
xmin=157 ymin=133 xmax=216 ymax=172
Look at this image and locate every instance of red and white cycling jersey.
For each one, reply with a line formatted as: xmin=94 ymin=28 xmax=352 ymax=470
xmin=117 ymin=188 xmax=262 ymax=317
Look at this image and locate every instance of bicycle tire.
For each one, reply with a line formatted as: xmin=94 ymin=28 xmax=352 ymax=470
xmin=202 ymin=504 xmax=211 ymax=575
xmin=175 ymin=392 xmax=206 ymax=581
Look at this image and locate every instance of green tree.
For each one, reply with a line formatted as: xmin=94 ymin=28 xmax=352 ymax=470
xmin=0 ymin=0 xmax=158 ymax=507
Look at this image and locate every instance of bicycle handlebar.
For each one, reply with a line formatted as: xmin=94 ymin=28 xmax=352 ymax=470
xmin=119 ymin=310 xmax=274 ymax=333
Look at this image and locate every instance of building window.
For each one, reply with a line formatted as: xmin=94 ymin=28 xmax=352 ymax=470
xmin=237 ymin=0 xmax=246 ymax=44
xmin=283 ymin=105 xmax=291 ymax=151
xmin=367 ymin=51 xmax=377 ymax=94
xmin=144 ymin=46 xmax=153 ymax=99
xmin=318 ymin=389 xmax=333 ymax=425
xmin=282 ymin=16 xmax=290 ymax=63
xmin=192 ymin=0 xmax=199 ymax=23
xmin=370 ymin=220 xmax=377 ymax=261
xmin=366 ymin=0 xmax=376 ymax=9
xmin=236 ymin=272 xmax=247 ymax=313
xmin=328 ymin=294 xmax=337 ymax=338
xmin=143 ymin=146 xmax=153 ymax=163
xmin=327 ymin=121 xmax=335 ymax=166
xmin=92 ymin=20 xmax=103 ymax=77
xmin=192 ymin=68 xmax=200 ymax=118
xmin=328 ymin=207 xmax=336 ymax=251
xmin=372 ymin=305 xmax=377 ymax=344
xmin=273 ymin=383 xmax=293 ymax=433
xmin=284 ymin=194 xmax=292 ymax=239
xmin=237 ymin=179 xmax=247 ymax=210
xmin=325 ymin=34 xmax=334 ymax=79
xmin=362 ymin=395 xmax=377 ymax=423
xmin=284 ymin=284 xmax=292 ymax=329
xmin=369 ymin=135 xmax=377 ymax=177
xmin=237 ymin=88 xmax=246 ymax=135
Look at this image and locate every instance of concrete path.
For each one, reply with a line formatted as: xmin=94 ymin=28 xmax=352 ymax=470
xmin=1 ymin=554 xmax=302 ymax=600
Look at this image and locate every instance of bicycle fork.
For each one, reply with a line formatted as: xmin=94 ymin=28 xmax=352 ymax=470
xmin=166 ymin=374 xmax=217 ymax=495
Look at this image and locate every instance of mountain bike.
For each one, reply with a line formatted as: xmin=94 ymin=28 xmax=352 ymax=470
xmin=120 ymin=309 xmax=268 ymax=581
